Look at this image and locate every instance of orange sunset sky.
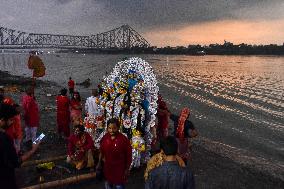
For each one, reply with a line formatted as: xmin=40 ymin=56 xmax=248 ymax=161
xmin=144 ymin=19 xmax=284 ymax=47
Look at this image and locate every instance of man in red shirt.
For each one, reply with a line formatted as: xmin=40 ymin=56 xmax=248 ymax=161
xmin=68 ymin=77 xmax=75 ymax=97
xmin=97 ymin=118 xmax=132 ymax=189
xmin=21 ymin=88 xmax=39 ymax=145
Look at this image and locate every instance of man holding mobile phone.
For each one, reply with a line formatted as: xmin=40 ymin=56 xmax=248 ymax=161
xmin=0 ymin=103 xmax=40 ymax=189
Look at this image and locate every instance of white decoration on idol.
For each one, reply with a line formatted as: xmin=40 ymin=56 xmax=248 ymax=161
xmin=96 ymin=57 xmax=159 ymax=167
xmin=103 ymin=57 xmax=159 ymax=129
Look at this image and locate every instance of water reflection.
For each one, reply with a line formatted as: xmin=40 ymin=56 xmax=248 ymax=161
xmin=152 ymin=56 xmax=284 ymax=123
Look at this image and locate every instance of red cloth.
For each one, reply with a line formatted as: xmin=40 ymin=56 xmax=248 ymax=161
xmin=100 ymin=133 xmax=132 ymax=185
xmin=21 ymin=95 xmax=39 ymax=127
xmin=5 ymin=115 xmax=22 ymax=140
xmin=3 ymin=97 xmax=14 ymax=105
xmin=177 ymin=107 xmax=190 ymax=141
xmin=56 ymin=95 xmax=70 ymax=137
xmin=68 ymin=80 xmax=75 ymax=89
xmin=68 ymin=132 xmax=94 ymax=159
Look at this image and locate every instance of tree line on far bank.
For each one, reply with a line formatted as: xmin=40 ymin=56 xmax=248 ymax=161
xmin=60 ymin=42 xmax=284 ymax=55
xmin=144 ymin=42 xmax=284 ymax=55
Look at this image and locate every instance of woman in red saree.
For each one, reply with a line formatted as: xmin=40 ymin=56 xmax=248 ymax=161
xmin=70 ymin=91 xmax=82 ymax=126
xmin=56 ymin=88 xmax=70 ymax=138
xmin=67 ymin=124 xmax=94 ymax=170
xmin=170 ymin=107 xmax=198 ymax=165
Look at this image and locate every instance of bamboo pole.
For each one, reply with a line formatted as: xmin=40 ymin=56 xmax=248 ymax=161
xmin=22 ymin=155 xmax=66 ymax=167
xmin=21 ymin=172 xmax=96 ymax=189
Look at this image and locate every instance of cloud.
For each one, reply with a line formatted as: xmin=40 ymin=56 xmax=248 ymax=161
xmin=0 ymin=0 xmax=283 ymax=45
xmin=99 ymin=0 xmax=284 ymax=31
xmin=231 ymin=1 xmax=284 ymax=20
xmin=0 ymin=0 xmax=109 ymax=35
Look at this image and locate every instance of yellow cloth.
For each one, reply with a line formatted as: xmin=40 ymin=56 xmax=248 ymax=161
xmin=144 ymin=152 xmax=185 ymax=181
xmin=28 ymin=55 xmax=46 ymax=77
xmin=69 ymin=149 xmax=94 ymax=170
xmin=37 ymin=162 xmax=55 ymax=170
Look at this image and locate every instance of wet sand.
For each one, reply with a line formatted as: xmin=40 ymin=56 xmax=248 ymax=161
xmin=0 ymin=70 xmax=283 ymax=189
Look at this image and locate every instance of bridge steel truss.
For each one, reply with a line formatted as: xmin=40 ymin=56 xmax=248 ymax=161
xmin=0 ymin=25 xmax=150 ymax=49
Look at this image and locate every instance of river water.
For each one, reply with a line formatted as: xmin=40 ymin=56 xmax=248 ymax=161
xmin=1 ymin=53 xmax=283 ymax=175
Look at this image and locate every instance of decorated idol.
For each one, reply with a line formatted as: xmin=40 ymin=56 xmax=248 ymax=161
xmin=96 ymin=57 xmax=159 ymax=166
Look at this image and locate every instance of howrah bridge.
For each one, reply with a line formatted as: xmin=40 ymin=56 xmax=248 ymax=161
xmin=0 ymin=25 xmax=150 ymax=49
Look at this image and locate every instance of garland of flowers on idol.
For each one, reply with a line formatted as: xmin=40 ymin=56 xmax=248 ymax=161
xmin=83 ymin=95 xmax=105 ymax=146
xmin=95 ymin=57 xmax=159 ymax=167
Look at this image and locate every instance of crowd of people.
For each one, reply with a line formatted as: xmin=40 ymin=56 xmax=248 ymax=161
xmin=0 ymin=76 xmax=198 ymax=189
xmin=0 ymin=87 xmax=40 ymax=189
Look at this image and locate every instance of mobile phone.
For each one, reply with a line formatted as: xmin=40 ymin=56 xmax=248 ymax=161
xmin=33 ymin=133 xmax=45 ymax=144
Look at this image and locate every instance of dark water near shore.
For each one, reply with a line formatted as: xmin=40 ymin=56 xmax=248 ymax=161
xmin=1 ymin=53 xmax=283 ymax=176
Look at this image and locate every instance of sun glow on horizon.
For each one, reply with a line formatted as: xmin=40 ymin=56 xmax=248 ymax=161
xmin=144 ymin=19 xmax=284 ymax=47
